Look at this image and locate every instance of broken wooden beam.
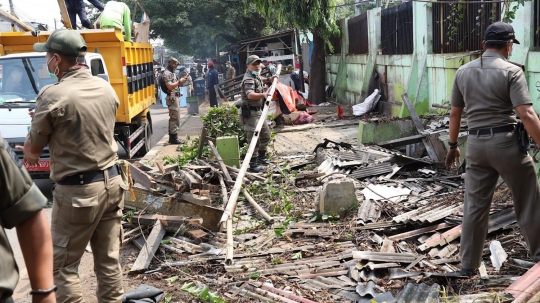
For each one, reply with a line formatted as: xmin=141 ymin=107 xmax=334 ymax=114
xmin=130 ymin=163 xmax=156 ymax=189
xmin=197 ymin=127 xmax=208 ymax=159
xmin=187 ymin=229 xmax=209 ymax=244
xmin=133 ymin=214 xmax=203 ymax=231
xmin=401 ymin=93 xmax=439 ymax=162
xmin=130 ymin=221 xmax=166 ymax=273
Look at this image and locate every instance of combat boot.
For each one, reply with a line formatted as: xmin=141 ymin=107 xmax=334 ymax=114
xmin=169 ymin=134 xmax=184 ymax=144
xmin=248 ymin=158 xmax=264 ymax=173
xmin=257 ymin=150 xmax=271 ymax=166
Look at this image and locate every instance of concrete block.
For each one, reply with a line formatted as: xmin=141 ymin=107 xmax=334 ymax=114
xmin=216 ymin=136 xmax=241 ymax=168
xmin=316 ymin=178 xmax=358 ymax=217
xmin=357 ymin=119 xmax=418 ymax=145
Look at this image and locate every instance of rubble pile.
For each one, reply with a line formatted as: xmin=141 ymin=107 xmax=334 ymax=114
xmin=121 ymin=115 xmax=538 ymax=302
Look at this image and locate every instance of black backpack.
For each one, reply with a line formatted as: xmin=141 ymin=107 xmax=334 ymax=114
xmin=158 ymin=70 xmax=169 ymax=94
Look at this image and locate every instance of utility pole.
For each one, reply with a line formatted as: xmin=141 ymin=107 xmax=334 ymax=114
xmin=8 ymin=0 xmax=17 ymax=18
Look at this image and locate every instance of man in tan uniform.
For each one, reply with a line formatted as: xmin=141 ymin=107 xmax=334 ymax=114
xmin=240 ymin=55 xmax=275 ymax=173
xmin=18 ymin=29 xmax=126 ymax=302
xmin=163 ymin=57 xmax=187 ymax=144
xmin=1 ymin=134 xmax=55 ymax=303
xmin=446 ymin=22 xmax=540 ymax=276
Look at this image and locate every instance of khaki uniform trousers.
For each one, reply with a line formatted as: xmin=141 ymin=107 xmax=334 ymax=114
xmin=52 ymin=173 xmax=126 ymax=303
xmin=239 ymin=110 xmax=271 ymax=155
xmin=166 ymin=95 xmax=180 ymax=135
xmin=461 ymin=131 xmax=540 ymax=269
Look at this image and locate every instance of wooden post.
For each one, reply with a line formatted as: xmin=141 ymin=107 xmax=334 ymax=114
xmin=197 ymin=127 xmax=207 ymax=159
xmin=243 ymin=190 xmax=274 ymax=223
xmin=221 ymin=64 xmax=282 ymax=264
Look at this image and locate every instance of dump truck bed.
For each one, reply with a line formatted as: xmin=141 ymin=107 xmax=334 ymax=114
xmin=0 ymin=29 xmax=155 ymax=123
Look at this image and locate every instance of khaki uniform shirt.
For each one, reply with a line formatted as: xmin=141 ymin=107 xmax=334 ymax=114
xmin=241 ymin=71 xmax=264 ymax=107
xmin=0 ymin=135 xmax=47 ymax=301
xmin=451 ymin=51 xmax=531 ymax=130
xmin=225 ymin=66 xmax=236 ymax=80
xmin=163 ymin=68 xmax=179 ymax=95
xmin=28 ymin=69 xmax=119 ymax=182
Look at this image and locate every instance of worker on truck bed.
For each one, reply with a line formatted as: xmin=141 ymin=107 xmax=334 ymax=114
xmin=17 ymin=29 xmax=126 ymax=302
xmin=95 ymin=0 xmax=132 ymax=42
xmin=66 ymin=0 xmax=104 ymax=29
xmin=0 ymin=134 xmax=55 ymax=303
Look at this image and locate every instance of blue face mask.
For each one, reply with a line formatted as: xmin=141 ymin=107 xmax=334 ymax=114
xmin=46 ymin=56 xmax=58 ymax=81
xmin=251 ymin=71 xmax=260 ymax=76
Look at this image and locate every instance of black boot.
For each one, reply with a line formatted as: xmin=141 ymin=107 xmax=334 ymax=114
xmin=257 ymin=150 xmax=271 ymax=165
xmin=248 ymin=158 xmax=264 ymax=173
xmin=169 ymin=134 xmax=184 ymax=144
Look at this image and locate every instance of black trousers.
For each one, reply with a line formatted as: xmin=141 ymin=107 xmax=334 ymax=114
xmin=209 ymin=90 xmax=218 ymax=107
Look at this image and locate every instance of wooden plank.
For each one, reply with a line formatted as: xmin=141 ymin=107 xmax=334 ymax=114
xmin=133 ymin=214 xmax=203 ymax=227
xmin=378 ymin=134 xmax=426 ymax=148
xmin=187 ymin=229 xmax=209 ymax=244
xmin=208 ymin=141 xmax=233 ymax=181
xmin=56 ymin=0 xmax=72 ymax=29
xmin=0 ymin=8 xmax=37 ymax=31
xmin=130 ymin=221 xmax=166 ymax=273
xmin=130 ymin=163 xmax=156 ymax=189
xmin=180 ymin=192 xmax=211 ymax=206
xmin=197 ymin=127 xmax=207 ymax=159
xmin=402 ymin=93 xmax=439 ymax=162
xmin=425 ymin=133 xmax=448 ymax=163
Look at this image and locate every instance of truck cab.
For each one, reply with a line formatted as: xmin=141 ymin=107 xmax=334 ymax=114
xmin=0 ymin=52 xmax=109 ymax=178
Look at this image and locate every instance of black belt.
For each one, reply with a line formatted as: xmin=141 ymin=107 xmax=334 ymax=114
xmin=249 ymin=106 xmax=261 ymax=111
xmin=168 ymin=92 xmax=180 ymax=97
xmin=57 ymin=165 xmax=120 ymax=186
xmin=468 ymin=125 xmax=515 ymax=136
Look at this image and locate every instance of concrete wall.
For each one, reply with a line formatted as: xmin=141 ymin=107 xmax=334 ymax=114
xmin=328 ymin=2 xmax=540 ymax=117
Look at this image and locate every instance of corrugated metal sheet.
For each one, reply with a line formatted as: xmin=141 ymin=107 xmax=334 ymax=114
xmin=350 ymin=163 xmax=394 ymax=179
xmin=357 ymin=199 xmax=382 ymax=225
xmin=487 ymin=208 xmax=516 ymax=233
xmin=506 ymin=263 xmax=540 ymax=303
xmin=393 ymin=195 xmax=463 ymax=223
xmin=352 ymin=251 xmax=416 ymax=262
xmin=380 ymin=2 xmax=413 ymax=55
xmin=388 ymin=223 xmax=453 ymax=241
xmin=356 ymin=281 xmax=378 ymax=297
xmin=432 ymin=2 xmax=501 ymax=54
xmin=348 ymin=13 xmax=369 ymax=55
xmin=395 ymin=283 xmax=440 ymax=303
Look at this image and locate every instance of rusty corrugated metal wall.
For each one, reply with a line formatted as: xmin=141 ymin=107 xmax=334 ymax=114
xmin=348 ymin=12 xmax=369 ymax=54
xmin=432 ymin=1 xmax=501 ymax=53
xmin=381 ymin=2 xmax=414 ymax=55
xmin=535 ymin=0 xmax=540 ymax=47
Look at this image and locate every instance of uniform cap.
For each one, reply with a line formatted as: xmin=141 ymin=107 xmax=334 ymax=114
xmin=168 ymin=57 xmax=179 ymax=64
xmin=484 ymin=22 xmax=520 ymax=44
xmin=33 ymin=29 xmax=87 ymax=57
xmin=208 ymin=61 xmax=214 ymax=68
xmin=246 ymin=55 xmax=262 ymax=65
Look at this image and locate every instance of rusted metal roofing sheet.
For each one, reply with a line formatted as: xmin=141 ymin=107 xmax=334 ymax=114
xmin=506 ymin=263 xmax=540 ymax=303
xmin=418 ymin=225 xmax=462 ymax=251
xmin=388 ymin=223 xmax=453 ymax=241
xmin=395 ymin=283 xmax=440 ymax=303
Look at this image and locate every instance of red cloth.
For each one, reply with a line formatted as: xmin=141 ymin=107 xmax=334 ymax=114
xmin=337 ymin=105 xmax=344 ymax=120
xmin=274 ymin=82 xmax=297 ymax=113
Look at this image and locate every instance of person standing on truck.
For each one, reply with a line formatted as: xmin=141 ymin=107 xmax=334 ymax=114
xmin=163 ymin=57 xmax=188 ymax=144
xmin=206 ymin=61 xmax=219 ymax=107
xmin=17 ymin=29 xmax=126 ymax=302
xmin=445 ymin=22 xmax=540 ymax=277
xmin=65 ymin=0 xmax=104 ymax=29
xmin=0 ymin=135 xmax=55 ymax=303
xmin=95 ymin=0 xmax=132 ymax=42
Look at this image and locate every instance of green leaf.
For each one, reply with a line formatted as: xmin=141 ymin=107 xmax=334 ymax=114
xmin=274 ymin=228 xmax=284 ymax=238
xmin=291 ymin=251 xmax=302 ymax=260
xmin=250 ymin=272 xmax=261 ymax=279
xmin=272 ymin=259 xmax=283 ymax=264
xmin=165 ymin=276 xmax=179 ymax=283
xmin=164 ymin=294 xmax=173 ymax=303
xmin=161 ymin=239 xmax=171 ymax=245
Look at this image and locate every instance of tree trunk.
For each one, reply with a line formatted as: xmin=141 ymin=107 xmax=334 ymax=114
xmin=308 ymin=31 xmax=326 ymax=105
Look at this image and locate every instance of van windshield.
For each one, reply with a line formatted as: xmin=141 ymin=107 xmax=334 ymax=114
xmin=0 ymin=56 xmax=57 ymax=106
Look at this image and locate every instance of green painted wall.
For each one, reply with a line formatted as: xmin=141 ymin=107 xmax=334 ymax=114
xmin=327 ymin=3 xmax=540 ymax=117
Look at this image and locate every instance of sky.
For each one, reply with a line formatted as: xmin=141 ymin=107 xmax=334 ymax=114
xmin=0 ymin=0 xmax=61 ymax=30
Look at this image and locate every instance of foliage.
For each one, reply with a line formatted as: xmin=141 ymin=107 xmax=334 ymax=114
xmin=165 ymin=276 xmax=179 ymax=283
xmin=201 ymin=105 xmax=247 ymax=148
xmin=162 ymin=137 xmax=209 ymax=167
xmin=181 ymin=282 xmax=227 ymax=303
xmin=163 ymin=294 xmax=173 ymax=303
xmin=501 ymin=0 xmax=529 ymax=23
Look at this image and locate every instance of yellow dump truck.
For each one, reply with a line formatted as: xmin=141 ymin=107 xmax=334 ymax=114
xmin=0 ymin=28 xmax=156 ymax=178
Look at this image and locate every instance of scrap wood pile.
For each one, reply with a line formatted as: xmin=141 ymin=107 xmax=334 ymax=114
xmin=120 ymin=114 xmax=538 ymax=303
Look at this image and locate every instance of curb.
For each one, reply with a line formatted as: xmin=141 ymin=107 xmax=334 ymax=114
xmin=140 ymin=113 xmax=193 ymax=165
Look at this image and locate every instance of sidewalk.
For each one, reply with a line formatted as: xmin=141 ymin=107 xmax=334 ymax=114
xmin=140 ymin=97 xmax=215 ymax=167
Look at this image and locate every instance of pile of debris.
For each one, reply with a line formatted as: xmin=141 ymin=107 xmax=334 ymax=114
xmin=121 ymin=112 xmax=538 ymax=302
